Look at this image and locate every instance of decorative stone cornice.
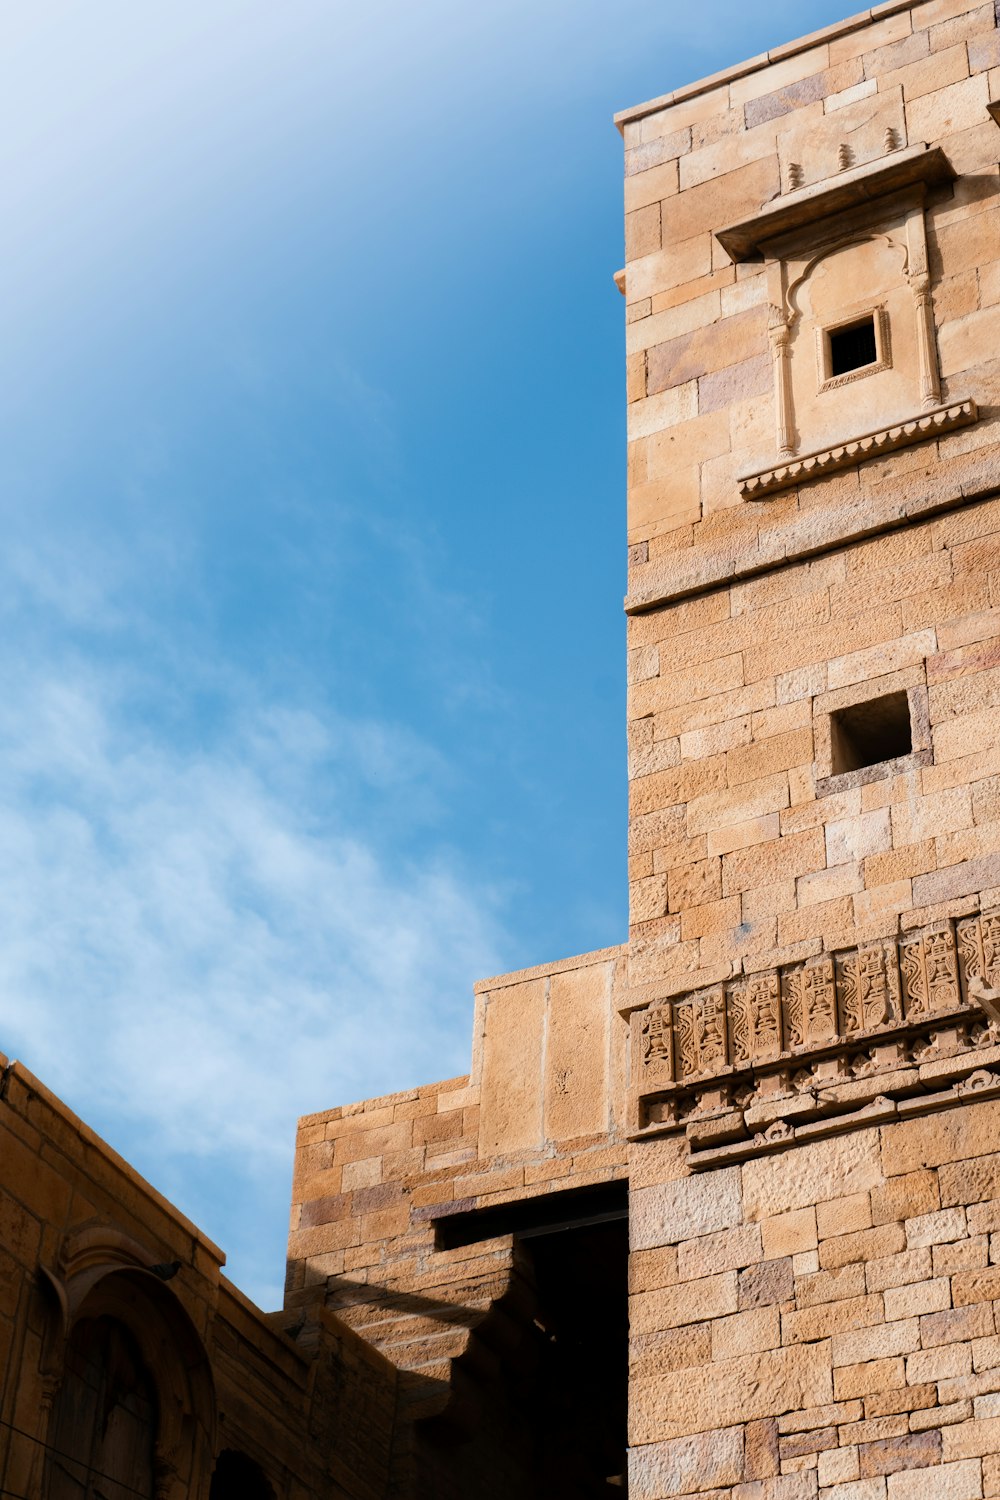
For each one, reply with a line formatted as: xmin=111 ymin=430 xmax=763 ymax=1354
xmin=630 ymin=906 xmax=1000 ymax=1169
xmin=738 ymin=399 xmax=977 ymax=500
xmin=715 ymin=144 xmax=955 ymax=262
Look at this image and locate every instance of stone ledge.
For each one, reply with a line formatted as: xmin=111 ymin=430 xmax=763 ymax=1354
xmin=716 ymin=145 xmax=954 ymax=263
xmin=623 ymin=463 xmax=1000 ymax=615
xmin=680 ymin=1055 xmax=1000 ymax=1170
xmin=739 ymin=400 xmax=977 ymax=500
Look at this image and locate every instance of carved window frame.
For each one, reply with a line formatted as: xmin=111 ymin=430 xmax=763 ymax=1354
xmin=816 ymin=304 xmax=891 ymax=391
xmin=715 ymin=145 xmax=978 ymax=501
xmin=764 ymin=188 xmax=938 ymax=462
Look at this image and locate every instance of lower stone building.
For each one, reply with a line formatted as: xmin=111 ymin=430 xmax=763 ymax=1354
xmin=0 ymin=1055 xmax=398 ymax=1499
xmin=3 ymin=1 xmax=1000 ymax=1496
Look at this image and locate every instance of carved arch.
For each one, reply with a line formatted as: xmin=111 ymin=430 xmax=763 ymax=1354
xmin=37 ymin=1226 xmax=217 ymax=1500
xmin=785 ymin=230 xmax=909 ymax=324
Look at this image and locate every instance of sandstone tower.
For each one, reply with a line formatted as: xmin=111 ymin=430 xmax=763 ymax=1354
xmin=3 ymin=3 xmax=1000 ymax=1498
xmin=289 ymin=3 xmax=1000 ymax=1495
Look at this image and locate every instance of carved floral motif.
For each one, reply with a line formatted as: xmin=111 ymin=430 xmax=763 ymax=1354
xmin=900 ymin=924 xmax=960 ymax=1018
xmin=959 ymin=912 xmax=1000 ymax=992
xmin=731 ymin=974 xmax=782 ymax=1065
xmin=640 ymin=1004 xmax=673 ymax=1083
xmin=784 ymin=958 xmax=838 ymax=1047
xmin=839 ymin=944 xmax=896 ymax=1032
xmin=675 ymin=988 xmax=728 ymax=1078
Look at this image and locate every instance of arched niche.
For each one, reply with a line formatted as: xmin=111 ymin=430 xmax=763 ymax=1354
xmin=785 ymin=229 xmax=918 ymax=456
xmin=34 ymin=1229 xmax=217 ymax=1500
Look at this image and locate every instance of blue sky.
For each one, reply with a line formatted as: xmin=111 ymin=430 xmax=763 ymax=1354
xmin=0 ymin=0 xmax=851 ymax=1305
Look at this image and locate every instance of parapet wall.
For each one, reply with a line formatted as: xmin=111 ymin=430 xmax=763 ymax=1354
xmin=288 ymin=946 xmax=629 ymax=1330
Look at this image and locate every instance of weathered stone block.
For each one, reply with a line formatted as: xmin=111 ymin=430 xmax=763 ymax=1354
xmin=743 ymin=1135 xmax=883 ymax=1219
xmin=884 ymin=1103 xmax=1000 ymax=1178
xmin=859 ymin=1431 xmax=943 ymax=1477
xmin=631 ymin=1341 xmax=834 ymax=1443
xmin=630 ymin=1270 xmax=739 ymax=1333
xmin=632 ymin=1166 xmax=743 ymax=1251
xmin=740 ymin=1256 xmax=795 ymax=1309
xmin=885 ymin=1458 xmax=983 ymax=1500
xmin=629 ymin=1426 xmax=745 ymax=1498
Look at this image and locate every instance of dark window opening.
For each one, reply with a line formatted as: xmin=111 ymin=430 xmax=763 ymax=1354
xmin=831 ymin=690 xmax=912 ymax=774
xmin=828 ymin=316 xmax=877 ymax=376
xmin=210 ymin=1450 xmax=275 ymax=1500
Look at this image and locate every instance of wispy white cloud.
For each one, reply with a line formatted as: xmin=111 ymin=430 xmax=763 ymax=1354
xmin=0 ymin=553 xmax=505 ymax=1304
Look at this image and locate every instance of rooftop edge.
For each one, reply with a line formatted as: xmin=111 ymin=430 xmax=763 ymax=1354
xmin=614 ymin=0 xmax=918 ymax=133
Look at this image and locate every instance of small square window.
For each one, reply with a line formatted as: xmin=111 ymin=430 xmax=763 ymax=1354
xmin=828 ymin=317 xmax=877 ymax=376
xmin=830 ymin=691 xmax=912 ymax=775
xmin=815 ymin=306 xmax=890 ymax=391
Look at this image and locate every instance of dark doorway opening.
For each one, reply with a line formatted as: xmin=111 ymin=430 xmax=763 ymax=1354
xmin=525 ymin=1216 xmax=629 ymax=1496
xmin=423 ymin=1184 xmax=629 ymax=1499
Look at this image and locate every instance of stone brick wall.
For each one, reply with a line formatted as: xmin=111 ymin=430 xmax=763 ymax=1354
xmin=628 ymin=1095 xmax=1000 ymax=1500
xmin=619 ymin=0 xmax=1000 ymax=1011
xmin=287 ymin=946 xmax=629 ymax=1391
xmin=619 ymin=3 xmax=1000 ymax=1497
xmin=626 ymin=495 xmax=1000 ymax=1000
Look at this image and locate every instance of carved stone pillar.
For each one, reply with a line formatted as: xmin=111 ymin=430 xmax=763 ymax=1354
xmin=29 ymin=1375 xmax=61 ymax=1496
xmin=769 ymin=321 xmax=796 ymax=458
xmin=910 ymin=272 xmax=941 ymax=408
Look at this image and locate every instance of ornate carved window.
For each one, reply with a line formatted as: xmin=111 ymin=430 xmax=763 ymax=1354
xmin=716 ymin=142 xmax=978 ymax=499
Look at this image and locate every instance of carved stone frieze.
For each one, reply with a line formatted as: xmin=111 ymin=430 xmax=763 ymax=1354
xmin=630 ymin=907 xmax=1000 ymax=1165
